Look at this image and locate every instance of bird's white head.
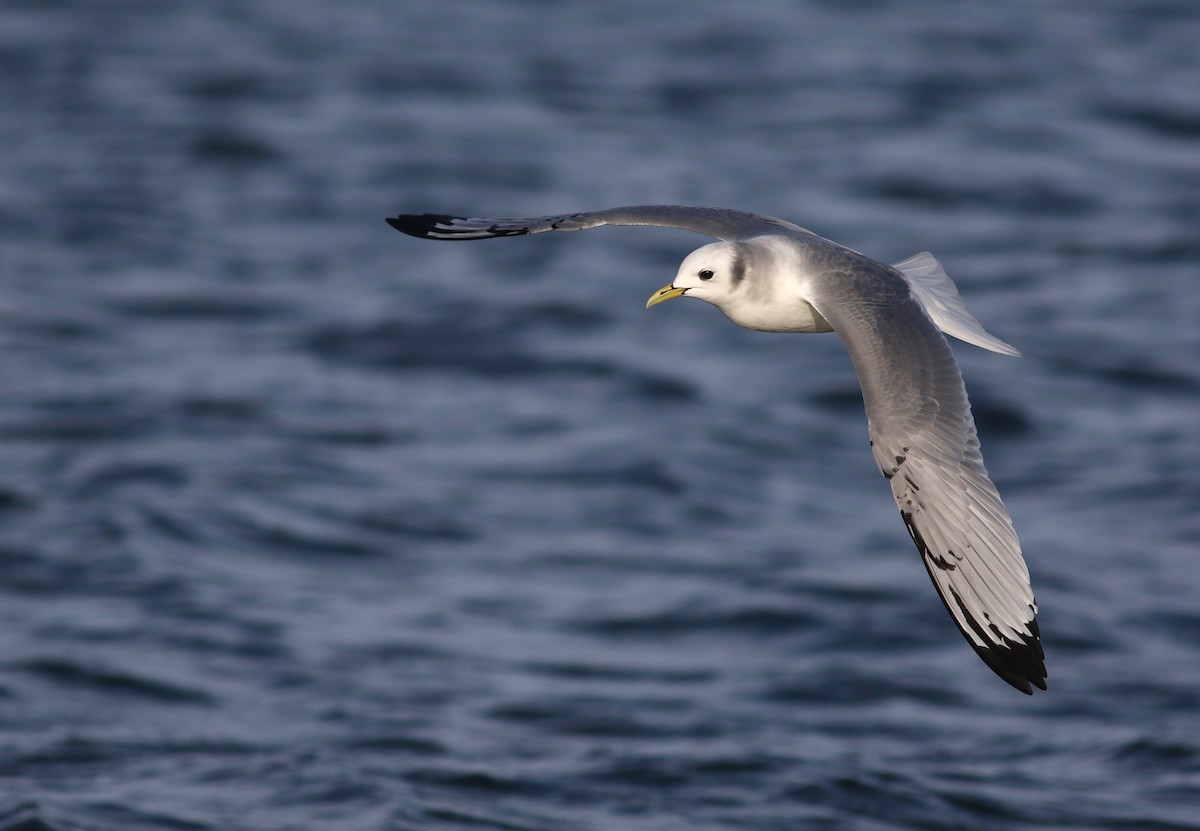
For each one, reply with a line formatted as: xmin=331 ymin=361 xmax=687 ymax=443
xmin=645 ymin=241 xmax=747 ymax=311
xmin=645 ymin=237 xmax=833 ymax=333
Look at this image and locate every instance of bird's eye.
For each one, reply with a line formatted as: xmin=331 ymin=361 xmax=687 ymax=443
xmin=698 ymin=269 xmax=714 ymax=280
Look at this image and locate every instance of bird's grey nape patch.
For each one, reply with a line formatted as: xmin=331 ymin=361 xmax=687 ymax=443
xmin=730 ymin=250 xmax=746 ymax=287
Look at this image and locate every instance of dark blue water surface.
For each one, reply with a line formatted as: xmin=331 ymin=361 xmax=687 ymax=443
xmin=2 ymin=1 xmax=1200 ymax=829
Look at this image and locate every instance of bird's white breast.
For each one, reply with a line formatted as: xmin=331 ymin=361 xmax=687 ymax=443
xmin=718 ymin=236 xmax=834 ymax=334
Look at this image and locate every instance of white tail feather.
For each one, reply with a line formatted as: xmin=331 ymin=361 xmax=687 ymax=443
xmin=892 ymin=252 xmax=1020 ymax=357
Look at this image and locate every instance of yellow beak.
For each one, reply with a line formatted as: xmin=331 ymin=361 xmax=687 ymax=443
xmin=645 ymin=283 xmax=688 ymax=309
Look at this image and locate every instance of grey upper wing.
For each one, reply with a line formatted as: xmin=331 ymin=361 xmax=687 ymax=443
xmin=386 ymin=205 xmax=813 ymax=242
xmin=807 ymin=248 xmax=1045 ymax=694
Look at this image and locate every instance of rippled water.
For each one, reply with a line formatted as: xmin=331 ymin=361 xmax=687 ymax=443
xmin=2 ymin=1 xmax=1199 ymax=829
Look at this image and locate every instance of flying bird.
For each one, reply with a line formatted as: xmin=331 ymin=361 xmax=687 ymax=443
xmin=387 ymin=205 xmax=1045 ymax=694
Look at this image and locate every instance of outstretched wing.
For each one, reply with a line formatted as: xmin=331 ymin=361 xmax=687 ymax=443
xmin=808 ymin=249 xmax=1045 ymax=694
xmin=387 ymin=205 xmax=814 ymax=242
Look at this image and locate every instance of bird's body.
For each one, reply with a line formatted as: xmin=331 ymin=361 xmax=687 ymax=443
xmin=388 ymin=205 xmax=1046 ymax=694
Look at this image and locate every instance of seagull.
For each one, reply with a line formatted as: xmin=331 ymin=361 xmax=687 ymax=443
xmin=387 ymin=206 xmax=1046 ymax=694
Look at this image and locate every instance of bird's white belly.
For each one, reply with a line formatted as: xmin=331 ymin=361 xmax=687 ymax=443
xmin=721 ymin=296 xmax=833 ymax=333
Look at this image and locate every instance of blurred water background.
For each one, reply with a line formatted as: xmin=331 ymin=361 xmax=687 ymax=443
xmin=2 ymin=1 xmax=1199 ymax=829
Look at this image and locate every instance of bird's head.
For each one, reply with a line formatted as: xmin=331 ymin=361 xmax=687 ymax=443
xmin=645 ymin=241 xmax=747 ymax=311
xmin=645 ymin=237 xmax=832 ymax=334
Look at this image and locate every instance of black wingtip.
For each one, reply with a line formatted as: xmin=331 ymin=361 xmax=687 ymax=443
xmin=386 ymin=214 xmax=453 ymax=238
xmin=915 ymin=539 xmax=1048 ymax=695
xmin=972 ymin=636 xmax=1047 ymax=695
xmin=386 ymin=213 xmax=534 ymax=241
xmin=971 ymin=614 xmax=1047 ymax=695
